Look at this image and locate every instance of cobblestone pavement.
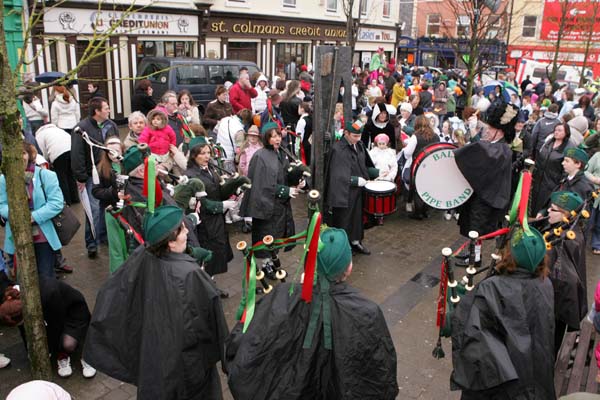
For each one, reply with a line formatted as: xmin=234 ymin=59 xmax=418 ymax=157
xmin=1 ymin=198 xmax=598 ymax=399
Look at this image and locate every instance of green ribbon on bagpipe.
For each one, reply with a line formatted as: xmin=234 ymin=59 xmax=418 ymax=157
xmin=176 ymin=113 xmax=195 ymax=139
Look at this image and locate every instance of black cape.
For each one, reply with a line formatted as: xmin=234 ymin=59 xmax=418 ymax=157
xmin=226 ymin=282 xmax=398 ymax=400
xmin=84 ymin=247 xmax=229 ymax=400
xmin=547 ymin=225 xmax=588 ymax=330
xmin=451 ymin=270 xmax=555 ymax=400
xmin=454 ymin=140 xmax=512 ymax=236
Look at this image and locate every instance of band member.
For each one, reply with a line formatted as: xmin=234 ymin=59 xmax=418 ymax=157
xmin=454 ymin=100 xmax=517 ymax=264
xmin=226 ymin=228 xmax=398 ymax=400
xmin=451 ymin=227 xmax=555 ymax=399
xmin=84 ymin=205 xmax=229 ymax=400
xmin=240 ymin=122 xmax=299 ymax=275
xmin=546 ymin=191 xmax=587 ymax=354
xmin=325 ymin=120 xmax=378 ymax=255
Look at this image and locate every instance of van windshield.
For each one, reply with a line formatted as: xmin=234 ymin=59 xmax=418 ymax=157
xmin=176 ymin=64 xmax=208 ymax=85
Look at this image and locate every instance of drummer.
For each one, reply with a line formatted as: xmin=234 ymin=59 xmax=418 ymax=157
xmin=325 ymin=120 xmax=379 ymax=255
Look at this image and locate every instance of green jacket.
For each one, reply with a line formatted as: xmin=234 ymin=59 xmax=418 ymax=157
xmin=585 ymin=152 xmax=600 ymax=209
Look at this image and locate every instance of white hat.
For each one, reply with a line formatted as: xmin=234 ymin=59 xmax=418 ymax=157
xmin=7 ymin=381 xmax=71 ymax=400
xmin=399 ymin=102 xmax=413 ymax=113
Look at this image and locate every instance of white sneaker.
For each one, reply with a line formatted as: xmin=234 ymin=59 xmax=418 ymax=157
xmin=81 ymin=359 xmax=97 ymax=378
xmin=444 ymin=211 xmax=452 ymax=221
xmin=454 ymin=212 xmax=460 ymax=221
xmin=0 ymin=354 xmax=10 ymax=368
xmin=405 ymin=202 xmax=413 ymax=213
xmin=57 ymin=357 xmax=72 ymax=378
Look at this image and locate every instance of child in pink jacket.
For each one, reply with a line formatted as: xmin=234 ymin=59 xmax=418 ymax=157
xmin=138 ymin=109 xmax=176 ymax=161
xmin=237 ymin=125 xmax=263 ymax=177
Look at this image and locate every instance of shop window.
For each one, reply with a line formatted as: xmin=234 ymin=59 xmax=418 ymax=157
xmin=382 ymin=0 xmax=391 ymax=18
xmin=276 ymin=43 xmax=309 ymax=79
xmin=48 ymin=40 xmax=59 ymax=73
xmin=427 ymin=14 xmax=441 ymax=37
xmin=360 ymin=0 xmax=368 ymax=16
xmin=522 ymin=16 xmax=537 ymax=38
xmin=327 ymin=0 xmax=337 ymax=12
xmin=456 ymin=15 xmax=469 ymax=36
xmin=283 ymin=0 xmax=296 ymax=8
xmin=137 ymin=41 xmax=194 ymax=62
xmin=421 ymin=52 xmax=436 ymax=67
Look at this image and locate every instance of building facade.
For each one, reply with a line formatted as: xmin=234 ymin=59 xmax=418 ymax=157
xmin=506 ymin=0 xmax=600 ymax=82
xmin=31 ymin=0 xmax=398 ymax=120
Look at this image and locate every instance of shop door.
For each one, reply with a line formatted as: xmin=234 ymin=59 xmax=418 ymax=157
xmin=76 ymin=40 xmax=109 ymax=118
xmin=228 ymin=42 xmax=257 ymax=63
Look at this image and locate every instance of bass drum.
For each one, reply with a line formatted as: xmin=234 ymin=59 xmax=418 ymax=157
xmin=411 ymin=143 xmax=473 ymax=210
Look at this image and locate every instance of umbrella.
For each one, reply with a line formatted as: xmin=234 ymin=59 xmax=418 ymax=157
xmin=483 ymin=80 xmax=518 ymax=103
xmin=35 ymin=71 xmax=77 ymax=85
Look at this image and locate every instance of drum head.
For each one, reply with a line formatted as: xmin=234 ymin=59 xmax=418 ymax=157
xmin=414 ymin=147 xmax=473 ymax=210
xmin=365 ymin=180 xmax=396 ymax=193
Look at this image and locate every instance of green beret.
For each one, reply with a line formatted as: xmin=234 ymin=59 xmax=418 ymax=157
xmin=143 ymin=205 xmax=184 ymax=246
xmin=189 ymin=136 xmax=210 ymax=150
xmin=122 ymin=145 xmax=146 ymax=174
xmin=317 ymin=228 xmax=352 ymax=281
xmin=550 ymin=191 xmax=584 ymax=212
xmin=510 ymin=227 xmax=546 ymax=273
xmin=563 ymin=147 xmax=589 ymax=166
xmin=345 ymin=119 xmax=364 ymax=134
xmin=261 ymin=122 xmax=279 ymax=135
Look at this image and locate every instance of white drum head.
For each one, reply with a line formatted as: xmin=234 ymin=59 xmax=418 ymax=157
xmin=414 ymin=148 xmax=473 ymax=210
xmin=365 ymin=180 xmax=396 ymax=193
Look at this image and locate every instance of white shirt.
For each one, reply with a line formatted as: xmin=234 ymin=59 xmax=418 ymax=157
xmin=35 ymin=124 xmax=71 ymax=163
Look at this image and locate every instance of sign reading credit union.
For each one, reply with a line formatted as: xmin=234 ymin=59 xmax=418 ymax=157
xmin=44 ymin=8 xmax=199 ymax=36
xmin=209 ymin=18 xmax=347 ymax=41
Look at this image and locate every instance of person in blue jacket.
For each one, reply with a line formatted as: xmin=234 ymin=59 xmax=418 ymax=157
xmin=0 ymin=142 xmax=64 ymax=278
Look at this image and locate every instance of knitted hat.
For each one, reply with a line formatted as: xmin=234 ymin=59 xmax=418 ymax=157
xmin=189 ymin=135 xmax=210 ymax=150
xmin=345 ymin=119 xmax=364 ymax=134
xmin=550 ymin=191 xmax=584 ymax=212
xmin=510 ymin=227 xmax=546 ymax=273
xmin=374 ymin=133 xmax=390 ymax=144
xmin=567 ymin=115 xmax=589 ymax=142
xmin=563 ymin=147 xmax=589 ymax=166
xmin=317 ymin=228 xmax=352 ymax=282
xmin=261 ymin=121 xmax=279 ymax=135
xmin=247 ymin=125 xmax=260 ymax=136
xmin=122 ymin=145 xmax=146 ymax=174
xmin=143 ymin=205 xmax=184 ymax=246
xmin=147 ymin=109 xmax=168 ymax=130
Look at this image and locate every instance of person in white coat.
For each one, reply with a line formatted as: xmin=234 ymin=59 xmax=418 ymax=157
xmin=35 ymin=124 xmax=79 ymax=205
xmin=50 ymin=86 xmax=80 ymax=134
xmin=368 ymin=134 xmax=397 ymax=182
xmin=252 ymin=74 xmax=270 ymax=114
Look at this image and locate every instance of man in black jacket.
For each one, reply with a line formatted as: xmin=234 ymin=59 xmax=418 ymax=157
xmin=71 ymin=97 xmax=119 ymax=258
xmin=325 ymin=120 xmax=377 ymax=255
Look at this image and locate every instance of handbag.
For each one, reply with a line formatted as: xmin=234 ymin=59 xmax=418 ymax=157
xmin=39 ymin=170 xmax=81 ymax=246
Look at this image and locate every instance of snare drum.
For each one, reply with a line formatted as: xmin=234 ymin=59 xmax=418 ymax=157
xmin=411 ymin=143 xmax=473 ymax=210
xmin=363 ymin=181 xmax=397 ymax=223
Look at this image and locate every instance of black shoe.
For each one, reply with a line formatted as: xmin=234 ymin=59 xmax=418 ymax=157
xmin=351 ymin=243 xmax=371 ymax=255
xmin=87 ymin=248 xmax=98 ymax=259
xmin=55 ymin=264 xmax=74 ymax=274
xmin=217 ymin=288 xmax=229 ymax=299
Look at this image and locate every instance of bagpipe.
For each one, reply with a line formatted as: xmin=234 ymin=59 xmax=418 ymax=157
xmin=206 ymin=159 xmax=252 ymax=198
xmin=280 ymin=145 xmax=311 ymax=187
xmin=234 ymin=190 xmax=322 ymax=332
xmin=432 ymin=169 xmax=537 ymax=359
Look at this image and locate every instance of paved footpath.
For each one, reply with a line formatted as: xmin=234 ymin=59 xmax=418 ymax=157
xmin=1 ymin=198 xmax=598 ymax=399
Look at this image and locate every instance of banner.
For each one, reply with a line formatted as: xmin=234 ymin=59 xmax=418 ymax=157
xmin=541 ymin=0 xmax=600 ymax=41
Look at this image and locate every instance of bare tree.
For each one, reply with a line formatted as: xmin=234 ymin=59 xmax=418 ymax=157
xmin=0 ymin=0 xmax=151 ymax=378
xmin=578 ymin=3 xmax=600 ymax=86
xmin=341 ymin=0 xmax=365 ymax=56
xmin=438 ymin=0 xmax=511 ymax=106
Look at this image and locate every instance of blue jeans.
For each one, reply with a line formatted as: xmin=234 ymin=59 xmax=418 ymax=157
xmin=84 ymin=178 xmax=106 ymax=250
xmin=590 ymin=207 xmax=600 ymax=251
xmin=34 ymin=242 xmax=56 ymax=279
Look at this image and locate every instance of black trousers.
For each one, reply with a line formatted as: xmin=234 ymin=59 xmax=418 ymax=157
xmin=330 ymin=187 xmax=363 ymax=242
xmin=53 ymin=152 xmax=79 ymax=205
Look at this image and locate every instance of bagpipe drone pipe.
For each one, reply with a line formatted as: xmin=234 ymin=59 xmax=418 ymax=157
xmin=432 ymin=169 xmax=537 ymax=359
xmin=234 ymin=190 xmax=322 ymax=332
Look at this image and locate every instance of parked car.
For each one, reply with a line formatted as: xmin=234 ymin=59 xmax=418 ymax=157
xmin=136 ymin=57 xmax=261 ymax=113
